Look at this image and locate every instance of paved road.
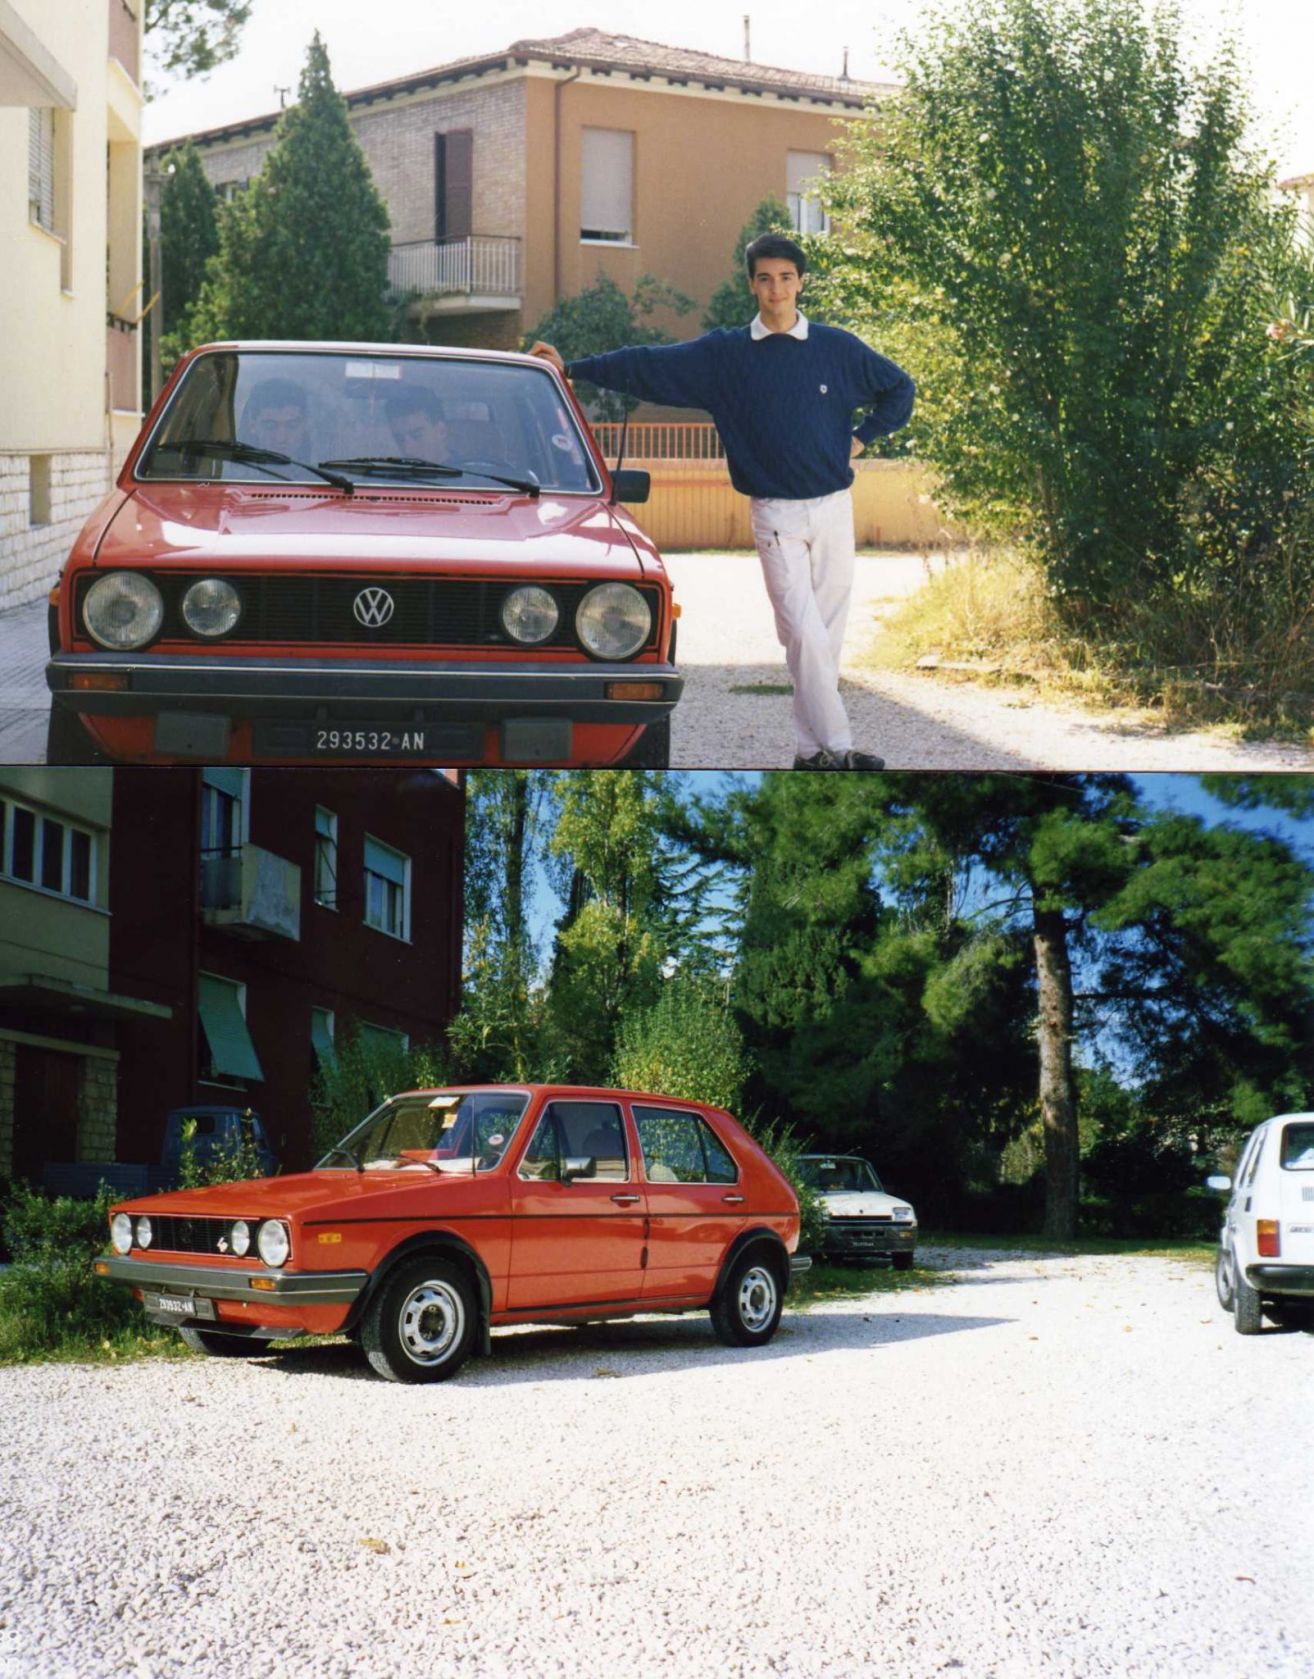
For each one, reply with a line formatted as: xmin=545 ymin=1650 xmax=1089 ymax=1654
xmin=7 ymin=558 xmax=1313 ymax=770
xmin=1 ymin=1248 xmax=1310 ymax=1678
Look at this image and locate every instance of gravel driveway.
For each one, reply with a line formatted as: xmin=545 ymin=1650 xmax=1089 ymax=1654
xmin=665 ymin=553 xmax=1314 ymax=771
xmin=2 ymin=1248 xmax=1310 ymax=1679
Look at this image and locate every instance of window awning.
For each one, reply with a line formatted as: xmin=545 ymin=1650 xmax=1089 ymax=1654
xmin=364 ymin=836 xmax=406 ymax=885
xmin=198 ymin=975 xmax=263 ymax=1081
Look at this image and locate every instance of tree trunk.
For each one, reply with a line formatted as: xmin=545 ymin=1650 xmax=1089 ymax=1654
xmin=1032 ymin=905 xmax=1078 ymax=1240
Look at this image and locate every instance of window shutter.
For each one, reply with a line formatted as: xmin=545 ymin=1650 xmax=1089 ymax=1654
xmin=435 ymin=129 xmax=473 ymax=241
xmin=580 ymin=129 xmax=633 ymax=239
xmin=28 ymin=109 xmax=54 ymax=229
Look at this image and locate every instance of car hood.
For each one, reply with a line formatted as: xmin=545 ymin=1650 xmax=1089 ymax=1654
xmin=95 ymin=483 xmax=651 ymax=578
xmin=817 ymin=1190 xmax=915 ymax=1217
xmin=111 ymin=1168 xmax=494 ymax=1222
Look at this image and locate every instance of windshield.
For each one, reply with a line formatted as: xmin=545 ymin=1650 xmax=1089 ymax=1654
xmin=319 ymin=1090 xmax=530 ymax=1173
xmin=798 ymin=1157 xmax=884 ymax=1193
xmin=138 ymin=350 xmax=601 ymax=494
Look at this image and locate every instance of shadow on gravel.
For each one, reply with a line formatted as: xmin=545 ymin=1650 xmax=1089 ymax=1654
xmin=255 ymin=1305 xmax=1011 ymax=1387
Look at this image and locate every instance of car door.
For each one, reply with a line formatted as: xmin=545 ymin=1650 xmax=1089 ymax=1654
xmin=631 ymin=1102 xmax=744 ymax=1303
xmin=1277 ymin=1118 xmax=1314 ymax=1268
xmin=506 ymin=1099 xmax=647 ymax=1311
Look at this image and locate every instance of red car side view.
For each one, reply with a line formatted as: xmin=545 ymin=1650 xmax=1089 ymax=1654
xmin=96 ymin=1085 xmax=809 ymax=1383
xmin=46 ymin=343 xmax=681 ymax=767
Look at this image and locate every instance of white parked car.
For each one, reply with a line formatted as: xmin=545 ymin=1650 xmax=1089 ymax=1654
xmin=796 ymin=1154 xmax=917 ymax=1268
xmin=1209 ymin=1113 xmax=1314 ymax=1334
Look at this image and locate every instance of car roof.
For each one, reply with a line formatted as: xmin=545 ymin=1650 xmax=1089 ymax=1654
xmin=190 ymin=340 xmax=547 ymax=370
xmin=388 ymin=1083 xmax=723 ymax=1107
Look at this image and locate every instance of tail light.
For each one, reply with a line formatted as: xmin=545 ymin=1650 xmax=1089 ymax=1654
xmin=1257 ymin=1219 xmax=1281 ymax=1258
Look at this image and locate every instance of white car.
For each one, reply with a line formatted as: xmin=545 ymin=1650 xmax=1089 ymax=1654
xmin=796 ymin=1154 xmax=917 ymax=1268
xmin=1209 ymin=1113 xmax=1314 ymax=1334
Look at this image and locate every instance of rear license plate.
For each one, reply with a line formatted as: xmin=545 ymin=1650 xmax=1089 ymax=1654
xmin=144 ymin=1292 xmax=215 ymax=1321
xmin=254 ymin=721 xmax=482 ymax=759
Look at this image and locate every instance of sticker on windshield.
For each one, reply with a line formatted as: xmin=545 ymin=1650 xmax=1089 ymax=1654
xmin=551 ymin=433 xmax=577 ymax=452
xmin=345 ymin=361 xmax=402 ymax=380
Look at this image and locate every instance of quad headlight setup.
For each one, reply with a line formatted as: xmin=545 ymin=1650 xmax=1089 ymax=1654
xmin=82 ymin=572 xmax=164 ymax=650
xmin=500 ymin=585 xmax=560 ymax=644
xmin=110 ymin=1213 xmax=133 ymax=1254
xmin=256 ymin=1220 xmax=290 ymax=1267
xmin=180 ymin=577 xmax=242 ymax=638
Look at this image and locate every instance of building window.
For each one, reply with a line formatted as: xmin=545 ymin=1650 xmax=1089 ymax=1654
xmin=580 ymin=128 xmax=634 ymax=243
xmin=314 ymin=806 xmax=338 ymax=908
xmin=434 ymin=129 xmax=473 ymax=242
xmin=197 ymin=973 xmax=263 ymax=1086
xmin=0 ymin=794 xmax=97 ymax=906
xmin=787 ymin=151 xmax=831 ymax=236
xmin=28 ymin=108 xmax=55 ymax=230
xmin=200 ymin=767 xmax=248 ymax=861
xmin=363 ymin=836 xmax=411 ymax=940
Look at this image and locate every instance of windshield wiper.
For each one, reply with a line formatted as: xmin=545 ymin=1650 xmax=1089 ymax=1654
xmin=164 ymin=438 xmax=356 ymax=494
xmin=320 ymin=455 xmax=541 ymax=498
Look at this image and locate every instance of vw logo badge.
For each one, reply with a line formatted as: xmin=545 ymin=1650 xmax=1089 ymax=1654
xmin=353 ymin=586 xmax=396 ymax=628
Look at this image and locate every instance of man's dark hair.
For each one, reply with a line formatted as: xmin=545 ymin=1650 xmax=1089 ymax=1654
xmin=745 ymin=232 xmax=807 ymax=278
xmin=243 ymin=377 xmax=307 ymax=417
xmin=386 ymin=388 xmax=446 ymax=426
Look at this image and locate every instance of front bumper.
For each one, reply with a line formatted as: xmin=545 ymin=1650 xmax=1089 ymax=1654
xmin=823 ymin=1221 xmax=918 ymax=1256
xmin=99 ymin=1253 xmax=367 ymax=1307
xmin=1245 ymin=1263 xmax=1314 ymax=1296
xmin=48 ymin=651 xmax=681 ymax=722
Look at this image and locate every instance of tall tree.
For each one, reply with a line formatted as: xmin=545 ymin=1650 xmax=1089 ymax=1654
xmin=187 ymin=33 xmax=391 ymax=342
xmin=146 ymin=0 xmax=252 ymax=80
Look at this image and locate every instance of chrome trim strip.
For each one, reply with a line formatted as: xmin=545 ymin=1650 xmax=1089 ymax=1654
xmin=100 ymin=1254 xmax=367 ymax=1304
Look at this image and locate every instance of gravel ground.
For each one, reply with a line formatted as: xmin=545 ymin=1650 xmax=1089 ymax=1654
xmin=665 ymin=553 xmax=1314 ymax=771
xmin=2 ymin=1247 xmax=1311 ymax=1679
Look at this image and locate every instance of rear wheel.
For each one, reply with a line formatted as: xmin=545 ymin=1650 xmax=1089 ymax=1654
xmin=178 ymin=1325 xmax=271 ymax=1357
xmin=361 ymin=1257 xmax=476 ymax=1383
xmin=710 ymin=1248 xmax=784 ymax=1348
xmin=1214 ymin=1246 xmax=1235 ymax=1311
xmin=1231 ymin=1250 xmax=1263 ymax=1335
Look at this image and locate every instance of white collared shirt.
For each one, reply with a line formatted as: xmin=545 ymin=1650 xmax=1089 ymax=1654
xmin=750 ymin=310 xmax=809 ymax=341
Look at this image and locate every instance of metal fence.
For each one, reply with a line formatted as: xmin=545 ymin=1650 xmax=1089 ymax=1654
xmin=388 ymin=236 xmax=521 ymax=299
xmin=592 ymin=422 xmax=726 ymax=461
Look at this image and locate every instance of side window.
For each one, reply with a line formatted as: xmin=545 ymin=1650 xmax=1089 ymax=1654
xmin=1280 ymin=1123 xmax=1314 ymax=1169
xmin=519 ymin=1102 xmax=628 ymax=1182
xmin=1243 ymin=1131 xmax=1266 ymax=1189
xmin=634 ymin=1106 xmax=739 ymax=1185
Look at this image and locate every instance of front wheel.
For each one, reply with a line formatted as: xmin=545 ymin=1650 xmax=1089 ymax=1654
xmin=178 ymin=1325 xmax=272 ymax=1357
xmin=361 ymin=1257 xmax=476 ymax=1383
xmin=710 ymin=1249 xmax=784 ymax=1348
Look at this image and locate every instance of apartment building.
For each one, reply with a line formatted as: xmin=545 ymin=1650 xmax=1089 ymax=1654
xmin=0 ymin=0 xmax=144 ymax=611
xmin=151 ymin=27 xmax=893 ymax=352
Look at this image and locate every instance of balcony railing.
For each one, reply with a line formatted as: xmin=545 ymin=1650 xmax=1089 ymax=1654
xmin=108 ymin=0 xmax=140 ymax=83
xmin=201 ymin=845 xmax=301 ymax=941
xmin=388 ymin=236 xmax=521 ymax=303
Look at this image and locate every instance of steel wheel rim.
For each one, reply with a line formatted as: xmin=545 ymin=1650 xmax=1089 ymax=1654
xmin=738 ymin=1265 xmax=777 ymax=1332
xmin=399 ymin=1281 xmax=464 ymax=1365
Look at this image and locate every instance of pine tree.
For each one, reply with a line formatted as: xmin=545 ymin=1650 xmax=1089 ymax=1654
xmin=159 ymin=141 xmax=219 ymax=329
xmin=187 ymin=33 xmax=391 ymax=342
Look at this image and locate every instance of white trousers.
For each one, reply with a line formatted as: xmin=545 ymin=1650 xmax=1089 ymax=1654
xmin=749 ymin=487 xmax=856 ymax=757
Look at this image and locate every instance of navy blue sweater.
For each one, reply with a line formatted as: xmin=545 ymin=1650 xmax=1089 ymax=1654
xmin=568 ymin=322 xmax=915 ymax=501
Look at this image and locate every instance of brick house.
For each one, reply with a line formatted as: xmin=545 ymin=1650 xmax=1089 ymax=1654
xmin=149 ymin=27 xmax=893 ymax=354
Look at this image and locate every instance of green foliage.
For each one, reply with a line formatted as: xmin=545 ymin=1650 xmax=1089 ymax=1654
xmin=744 ymin=1113 xmax=830 ymax=1257
xmin=175 ymin=1116 xmax=267 ymax=1189
xmin=0 ymin=1185 xmax=138 ymax=1360
xmin=611 ymin=974 xmax=749 ymax=1113
xmin=702 ymin=196 xmax=794 ymax=330
xmin=145 ymin=0 xmax=252 ymax=81
xmin=816 ymin=0 xmax=1314 ymax=656
xmin=522 ymin=273 xmax=695 ymax=420
xmin=309 ymin=1022 xmax=451 ymax=1162
xmin=186 ymin=34 xmax=391 ymax=344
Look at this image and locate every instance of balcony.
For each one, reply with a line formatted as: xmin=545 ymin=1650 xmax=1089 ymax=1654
xmin=201 ymin=846 xmax=301 ymax=941
xmin=108 ymin=0 xmax=140 ymax=84
xmin=388 ymin=236 xmax=521 ymax=316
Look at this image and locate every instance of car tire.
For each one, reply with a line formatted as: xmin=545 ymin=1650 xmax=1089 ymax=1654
xmin=1214 ymin=1246 xmax=1235 ymax=1311
xmin=892 ymin=1251 xmax=915 ymax=1272
xmin=360 ymin=1256 xmax=476 ymax=1383
xmin=1231 ymin=1249 xmax=1263 ymax=1335
xmin=710 ymin=1248 xmax=785 ymax=1348
xmin=616 ymin=717 xmax=670 ymax=768
xmin=46 ymin=704 xmax=109 ymax=766
xmin=177 ymin=1325 xmax=272 ymax=1357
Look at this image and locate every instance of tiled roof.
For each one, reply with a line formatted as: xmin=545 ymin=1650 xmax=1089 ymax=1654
xmin=150 ymin=26 xmax=893 ymax=152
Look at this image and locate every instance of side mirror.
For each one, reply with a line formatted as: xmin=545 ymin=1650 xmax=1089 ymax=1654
xmin=610 ymin=468 xmax=650 ymax=505
xmin=1205 ymin=1174 xmax=1232 ymax=1193
xmin=560 ymin=1156 xmax=596 ymax=1183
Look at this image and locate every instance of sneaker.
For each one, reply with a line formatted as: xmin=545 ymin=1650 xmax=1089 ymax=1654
xmin=793 ymin=749 xmax=840 ymax=769
xmin=792 ymin=749 xmax=885 ymax=771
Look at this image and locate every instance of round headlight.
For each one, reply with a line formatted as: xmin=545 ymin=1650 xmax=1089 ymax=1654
xmin=230 ymin=1219 xmax=251 ymax=1257
xmin=135 ymin=1216 xmax=153 ymax=1249
xmin=111 ymin=1213 xmax=133 ymax=1254
xmin=500 ymin=585 xmax=559 ymax=644
xmin=181 ymin=578 xmax=241 ymax=638
xmin=82 ymin=572 xmax=164 ymax=650
xmin=257 ymin=1220 xmax=289 ymax=1267
xmin=576 ymin=583 xmax=651 ymax=660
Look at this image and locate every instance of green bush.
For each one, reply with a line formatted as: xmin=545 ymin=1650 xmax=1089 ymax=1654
xmin=0 ymin=1184 xmax=139 ymax=1361
xmin=176 ymin=1116 xmax=268 ymax=1189
xmin=746 ymin=1114 xmax=830 ymax=1257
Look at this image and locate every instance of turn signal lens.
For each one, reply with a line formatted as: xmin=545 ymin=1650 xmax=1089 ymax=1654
xmin=71 ymin=672 xmax=130 ymax=691
xmin=249 ymin=1277 xmax=276 ymax=1292
xmin=605 ymin=681 xmax=665 ymax=701
xmin=1257 ymin=1219 xmax=1281 ymax=1258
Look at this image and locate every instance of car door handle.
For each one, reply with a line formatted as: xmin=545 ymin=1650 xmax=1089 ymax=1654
xmin=611 ymin=1193 xmax=641 ymax=1205
xmin=722 ymin=1194 xmax=745 ymax=1204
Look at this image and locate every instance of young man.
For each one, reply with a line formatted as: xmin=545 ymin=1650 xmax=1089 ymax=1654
xmin=530 ymin=233 xmax=915 ymax=769
xmin=385 ymin=388 xmax=449 ymax=461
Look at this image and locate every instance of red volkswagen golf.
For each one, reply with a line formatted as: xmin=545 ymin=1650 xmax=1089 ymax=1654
xmin=96 ymin=1085 xmax=809 ymax=1383
xmin=46 ymin=344 xmax=680 ymax=767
